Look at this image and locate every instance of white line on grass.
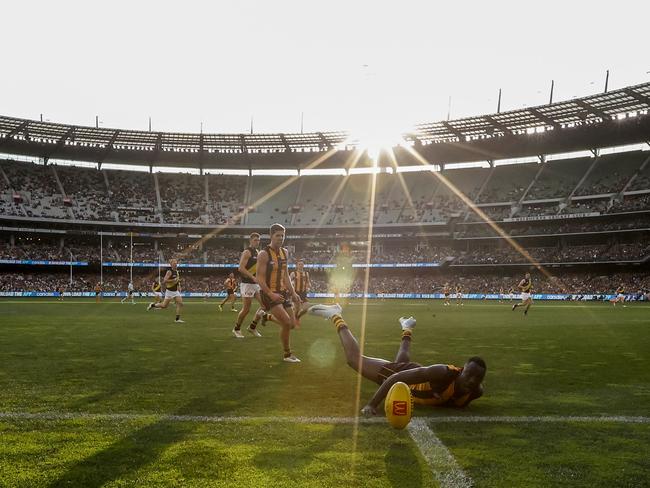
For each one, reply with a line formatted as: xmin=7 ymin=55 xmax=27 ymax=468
xmin=407 ymin=418 xmax=473 ymax=488
xmin=2 ymin=411 xmax=648 ymax=425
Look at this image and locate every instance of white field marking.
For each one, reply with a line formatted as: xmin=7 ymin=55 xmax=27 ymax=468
xmin=1 ymin=411 xmax=648 ymax=425
xmin=407 ymin=417 xmax=473 ymax=488
xmin=427 ymin=415 xmax=650 ymax=424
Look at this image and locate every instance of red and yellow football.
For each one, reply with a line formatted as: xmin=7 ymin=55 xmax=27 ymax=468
xmin=384 ymin=381 xmax=413 ymax=429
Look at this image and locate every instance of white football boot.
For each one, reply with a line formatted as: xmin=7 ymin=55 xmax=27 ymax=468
xmin=308 ymin=303 xmax=342 ymax=320
xmin=399 ymin=316 xmax=416 ymax=331
xmin=247 ymin=326 xmax=262 ymax=337
xmin=283 ymin=354 xmax=301 ymax=363
xmin=232 ymin=328 xmax=245 ymax=339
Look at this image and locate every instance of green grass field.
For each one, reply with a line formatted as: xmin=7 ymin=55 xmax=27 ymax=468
xmin=1 ymin=298 xmax=649 ymax=487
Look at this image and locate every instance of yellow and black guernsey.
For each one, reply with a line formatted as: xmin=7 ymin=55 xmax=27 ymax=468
xmin=616 ymin=286 xmax=625 ymax=295
xmin=294 ymin=270 xmax=308 ymax=294
xmin=241 ymin=247 xmax=258 ymax=284
xmin=166 ymin=268 xmax=180 ymax=291
xmin=409 ymin=365 xmax=474 ymax=407
xmin=265 ymin=245 xmax=288 ymax=293
xmin=521 ymin=278 xmax=532 ymax=293
xmin=152 ymin=281 xmax=161 ymax=292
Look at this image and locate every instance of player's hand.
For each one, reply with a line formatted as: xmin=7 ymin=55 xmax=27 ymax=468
xmin=269 ymin=292 xmax=283 ymax=302
xmin=360 ymin=405 xmax=377 ymax=417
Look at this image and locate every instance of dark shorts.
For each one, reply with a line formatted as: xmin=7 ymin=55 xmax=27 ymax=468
xmin=128 ymin=290 xmax=134 ymax=296
xmin=444 ymin=293 xmax=449 ymax=298
xmin=227 ymin=289 xmax=235 ymax=296
xmin=260 ymin=290 xmax=292 ymax=311
xmin=376 ymin=361 xmax=422 ymax=385
xmin=297 ymin=291 xmax=308 ymax=303
xmin=95 ymin=291 xmax=100 ymax=296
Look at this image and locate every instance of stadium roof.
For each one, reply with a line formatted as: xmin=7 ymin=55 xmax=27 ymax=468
xmin=1 ymin=82 xmax=649 ymax=170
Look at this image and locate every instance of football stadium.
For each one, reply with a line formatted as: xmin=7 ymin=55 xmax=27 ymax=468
xmin=2 ymin=2 xmax=650 ymax=487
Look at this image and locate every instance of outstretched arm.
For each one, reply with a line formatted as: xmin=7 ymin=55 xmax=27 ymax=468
xmin=363 ymin=364 xmax=449 ymax=414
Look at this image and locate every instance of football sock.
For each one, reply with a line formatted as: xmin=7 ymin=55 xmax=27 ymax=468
xmin=283 ymin=349 xmax=292 ymax=358
xmin=234 ymin=319 xmax=242 ymax=330
xmin=249 ymin=317 xmax=259 ymax=329
xmin=332 ymin=314 xmax=348 ymax=331
xmin=175 ymin=314 xmax=180 ymax=321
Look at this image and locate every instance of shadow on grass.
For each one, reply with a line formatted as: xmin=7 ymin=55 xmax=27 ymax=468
xmin=385 ymin=441 xmax=424 ymax=488
xmin=46 ymin=397 xmax=211 ymax=488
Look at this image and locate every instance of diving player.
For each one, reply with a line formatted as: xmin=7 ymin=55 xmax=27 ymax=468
xmin=308 ymin=304 xmax=486 ymax=414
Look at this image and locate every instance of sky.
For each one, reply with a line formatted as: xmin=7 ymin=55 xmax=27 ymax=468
xmin=1 ymin=0 xmax=649 ymax=139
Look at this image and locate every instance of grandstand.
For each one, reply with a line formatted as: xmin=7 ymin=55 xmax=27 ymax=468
xmin=1 ymin=82 xmax=650 ymax=300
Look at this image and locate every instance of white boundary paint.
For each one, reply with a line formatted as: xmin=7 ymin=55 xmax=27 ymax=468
xmin=408 ymin=417 xmax=474 ymax=488
xmin=1 ymin=411 xmax=648 ymax=425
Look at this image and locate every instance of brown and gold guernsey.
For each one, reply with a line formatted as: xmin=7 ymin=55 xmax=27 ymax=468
xmin=265 ymin=245 xmax=288 ymax=293
xmin=294 ymin=270 xmax=309 ymax=294
xmin=521 ymin=278 xmax=532 ymax=293
xmin=241 ymin=247 xmax=258 ymax=284
xmin=225 ymin=277 xmax=236 ymax=291
xmin=409 ymin=365 xmax=473 ymax=407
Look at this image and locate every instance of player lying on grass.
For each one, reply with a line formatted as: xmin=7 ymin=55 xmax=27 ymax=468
xmin=309 ymin=304 xmax=486 ymax=415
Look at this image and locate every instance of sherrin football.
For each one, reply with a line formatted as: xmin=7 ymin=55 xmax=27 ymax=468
xmin=384 ymin=381 xmax=413 ymax=429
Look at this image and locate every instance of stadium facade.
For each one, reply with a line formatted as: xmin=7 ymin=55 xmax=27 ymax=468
xmin=1 ymin=82 xmax=649 ymax=299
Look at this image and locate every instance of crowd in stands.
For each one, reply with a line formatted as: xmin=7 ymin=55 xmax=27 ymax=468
xmin=455 ymin=242 xmax=650 ymax=264
xmin=4 ymin=154 xmax=650 ymax=227
xmin=3 ymin=269 xmax=649 ymax=298
xmin=458 ymin=215 xmax=650 ymax=238
xmin=3 ymin=237 xmax=650 ymax=266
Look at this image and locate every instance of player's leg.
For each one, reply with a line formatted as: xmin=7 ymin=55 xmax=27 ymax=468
xmin=229 ymin=293 xmax=238 ymax=311
xmin=247 ymin=305 xmax=267 ymax=331
xmin=524 ymin=298 xmax=532 ymax=315
xmin=309 ymin=304 xmax=389 ymax=381
xmin=151 ymin=296 xmax=170 ymax=310
xmin=394 ymin=317 xmax=416 ymax=362
xmin=174 ymin=296 xmax=184 ymax=322
xmin=269 ymin=304 xmax=299 ymax=362
xmin=233 ymin=296 xmax=251 ymax=338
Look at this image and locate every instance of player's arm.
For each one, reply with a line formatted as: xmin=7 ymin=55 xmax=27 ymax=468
xmin=162 ymin=270 xmax=173 ymax=287
xmin=452 ymin=384 xmax=484 ymax=408
xmin=237 ymin=249 xmax=256 ymax=283
xmin=289 ymin=271 xmax=296 ymax=285
xmin=364 ymin=365 xmax=449 ymax=413
xmin=283 ymin=252 xmax=301 ymax=303
xmin=256 ymin=250 xmax=280 ymax=301
xmin=306 ymin=271 xmax=311 ymax=290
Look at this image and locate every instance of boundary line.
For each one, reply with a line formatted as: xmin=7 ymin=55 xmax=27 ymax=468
xmin=408 ymin=417 xmax=473 ymax=488
xmin=1 ymin=411 xmax=648 ymax=424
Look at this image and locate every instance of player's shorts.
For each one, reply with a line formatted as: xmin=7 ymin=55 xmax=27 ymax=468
xmin=444 ymin=293 xmax=449 ymax=298
xmin=95 ymin=291 xmax=100 ymax=296
xmin=521 ymin=292 xmax=532 ymax=302
xmin=240 ymin=283 xmax=260 ymax=298
xmin=226 ymin=289 xmax=235 ymax=296
xmin=127 ymin=290 xmax=134 ymax=296
xmin=617 ymin=294 xmax=625 ymax=300
xmin=376 ymin=361 xmax=423 ymax=385
xmin=260 ymin=289 xmax=292 ymax=311
xmin=153 ymin=291 xmax=162 ymax=299
xmin=165 ymin=289 xmax=182 ymax=300
xmin=456 ymin=293 xmax=462 ymax=299
xmin=297 ymin=291 xmax=308 ymax=302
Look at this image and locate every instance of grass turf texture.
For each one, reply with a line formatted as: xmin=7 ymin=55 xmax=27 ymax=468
xmin=1 ymin=298 xmax=649 ymax=486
